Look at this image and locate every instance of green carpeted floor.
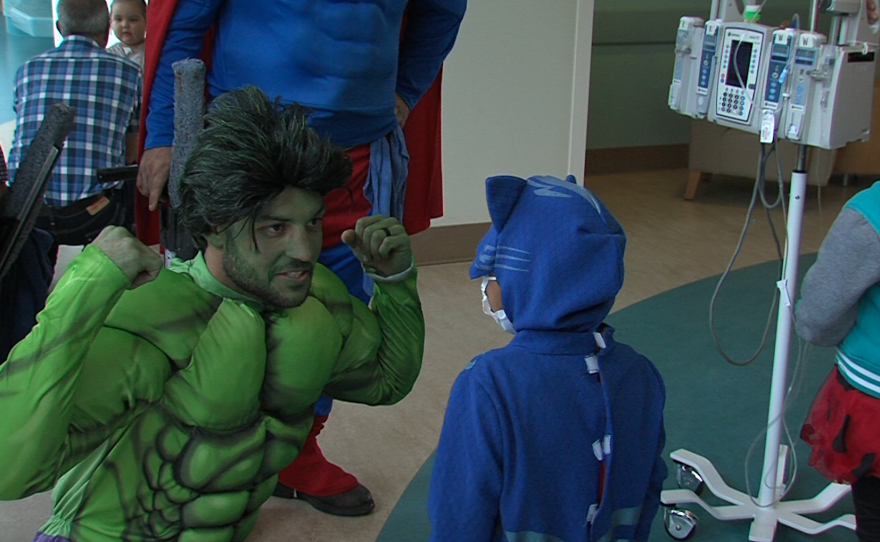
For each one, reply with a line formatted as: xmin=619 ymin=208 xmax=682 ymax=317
xmin=378 ymin=254 xmax=858 ymax=542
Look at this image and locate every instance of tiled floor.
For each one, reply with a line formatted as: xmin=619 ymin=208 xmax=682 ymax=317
xmin=0 ymin=167 xmax=867 ymax=541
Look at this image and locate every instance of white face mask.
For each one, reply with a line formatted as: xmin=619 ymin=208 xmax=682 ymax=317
xmin=481 ymin=276 xmax=516 ymax=335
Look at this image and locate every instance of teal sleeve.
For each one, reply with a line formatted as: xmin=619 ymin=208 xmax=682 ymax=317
xmin=0 ymin=246 xmax=130 ymax=499
xmin=323 ymin=267 xmax=425 ymax=405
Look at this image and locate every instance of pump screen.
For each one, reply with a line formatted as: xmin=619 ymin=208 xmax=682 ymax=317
xmin=772 ymin=43 xmax=789 ymax=59
xmin=795 ymin=49 xmax=817 ymax=65
xmin=726 ymin=41 xmax=753 ymax=88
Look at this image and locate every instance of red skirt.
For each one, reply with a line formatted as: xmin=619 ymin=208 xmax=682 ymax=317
xmin=800 ymin=366 xmax=880 ymax=484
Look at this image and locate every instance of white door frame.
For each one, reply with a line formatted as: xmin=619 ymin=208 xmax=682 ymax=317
xmin=569 ymin=0 xmax=595 ymax=180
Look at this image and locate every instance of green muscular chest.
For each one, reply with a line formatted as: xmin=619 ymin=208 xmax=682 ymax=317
xmin=62 ymin=294 xmax=346 ymax=542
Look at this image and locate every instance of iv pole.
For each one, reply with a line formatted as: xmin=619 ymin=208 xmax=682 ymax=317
xmin=660 ymin=2 xmax=859 ymax=540
xmin=661 ymin=150 xmax=856 ymax=542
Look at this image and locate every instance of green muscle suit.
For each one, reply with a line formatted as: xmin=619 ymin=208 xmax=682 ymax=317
xmin=0 ymin=244 xmax=424 ymax=542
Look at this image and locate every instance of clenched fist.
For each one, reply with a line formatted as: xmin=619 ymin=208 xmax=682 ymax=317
xmin=92 ymin=226 xmax=164 ymax=288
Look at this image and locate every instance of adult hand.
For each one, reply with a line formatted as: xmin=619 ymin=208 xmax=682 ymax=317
xmin=341 ymin=215 xmax=412 ymax=278
xmin=870 ymin=0 xmax=879 ymax=24
xmin=92 ymin=226 xmax=163 ymax=288
xmin=395 ymin=94 xmax=411 ymax=128
xmin=137 ymin=146 xmax=172 ymax=212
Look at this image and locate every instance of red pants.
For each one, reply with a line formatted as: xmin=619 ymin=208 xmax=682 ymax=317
xmin=277 ymin=415 xmax=359 ymax=496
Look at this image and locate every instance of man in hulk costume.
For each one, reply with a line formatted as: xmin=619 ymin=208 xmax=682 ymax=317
xmin=0 ymin=86 xmax=425 ymax=542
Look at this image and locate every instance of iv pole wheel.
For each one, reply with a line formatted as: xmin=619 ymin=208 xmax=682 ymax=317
xmin=664 ymin=507 xmax=699 ymax=540
xmin=675 ymin=461 xmax=706 ymax=496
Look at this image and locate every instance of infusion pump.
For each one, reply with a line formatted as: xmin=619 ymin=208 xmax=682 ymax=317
xmin=712 ymin=24 xmax=775 ymax=127
xmin=669 ymin=4 xmax=879 ymax=150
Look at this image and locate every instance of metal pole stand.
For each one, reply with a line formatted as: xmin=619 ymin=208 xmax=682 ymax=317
xmin=660 ymin=146 xmax=856 ymax=541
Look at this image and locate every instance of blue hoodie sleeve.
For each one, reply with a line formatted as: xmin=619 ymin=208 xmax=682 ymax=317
xmin=396 ymin=0 xmax=467 ymax=109
xmin=428 ymin=362 xmax=503 ymax=542
xmin=145 ymin=0 xmax=224 ymax=150
xmin=634 ymin=421 xmax=667 ymax=541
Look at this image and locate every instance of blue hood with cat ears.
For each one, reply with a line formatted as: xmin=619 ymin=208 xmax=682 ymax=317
xmin=470 ymin=175 xmax=626 ymax=333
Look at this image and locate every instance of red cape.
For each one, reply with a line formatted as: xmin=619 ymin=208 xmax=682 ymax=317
xmin=136 ymin=0 xmax=445 ymax=245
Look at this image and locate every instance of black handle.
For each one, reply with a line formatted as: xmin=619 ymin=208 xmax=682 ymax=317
xmin=97 ymin=165 xmax=139 ymax=183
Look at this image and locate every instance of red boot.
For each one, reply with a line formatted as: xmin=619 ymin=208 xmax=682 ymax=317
xmin=274 ymin=414 xmax=375 ymax=516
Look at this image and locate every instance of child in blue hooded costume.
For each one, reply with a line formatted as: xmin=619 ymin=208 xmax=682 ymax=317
xmin=428 ymin=175 xmax=667 ymax=542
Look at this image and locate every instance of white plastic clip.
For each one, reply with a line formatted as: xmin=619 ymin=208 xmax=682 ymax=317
xmin=593 ymin=331 xmax=606 ymax=350
xmin=761 ymin=110 xmax=776 ymax=144
xmin=592 ymin=435 xmax=612 ymax=460
xmin=777 ymin=279 xmax=793 ymax=308
xmin=585 ymin=355 xmax=600 ymax=375
xmin=592 ymin=439 xmax=604 ymax=461
xmin=586 ymin=503 xmax=599 ymax=525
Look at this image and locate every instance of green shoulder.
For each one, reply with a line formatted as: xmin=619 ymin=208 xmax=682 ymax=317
xmin=104 ymin=269 xmax=223 ymax=365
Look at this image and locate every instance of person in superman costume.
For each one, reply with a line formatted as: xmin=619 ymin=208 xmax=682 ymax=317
xmin=135 ymin=0 xmax=465 ymax=516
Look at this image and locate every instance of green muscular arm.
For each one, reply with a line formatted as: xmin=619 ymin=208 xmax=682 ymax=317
xmin=322 ymin=215 xmax=426 ymax=405
xmin=324 ymin=268 xmax=425 ymax=406
xmin=0 ymin=246 xmax=132 ymax=499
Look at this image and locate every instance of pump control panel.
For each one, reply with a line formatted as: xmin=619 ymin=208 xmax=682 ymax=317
xmin=713 ymin=25 xmax=773 ymax=127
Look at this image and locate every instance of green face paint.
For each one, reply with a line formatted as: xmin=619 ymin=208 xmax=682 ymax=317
xmin=219 ymin=187 xmax=326 ymax=310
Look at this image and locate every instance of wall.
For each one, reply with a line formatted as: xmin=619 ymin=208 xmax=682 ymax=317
xmin=5 ymin=0 xmax=53 ymax=38
xmin=436 ymin=0 xmax=594 ymax=227
xmin=435 ymin=0 xmax=837 ymax=229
